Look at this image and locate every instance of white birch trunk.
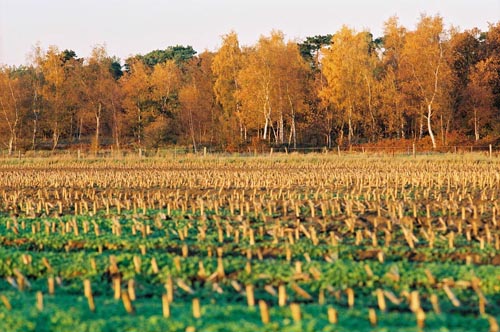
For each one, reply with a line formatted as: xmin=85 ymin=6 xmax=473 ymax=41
xmin=427 ymin=104 xmax=436 ymax=148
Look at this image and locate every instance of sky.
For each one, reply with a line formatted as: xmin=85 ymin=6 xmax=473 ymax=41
xmin=0 ymin=0 xmax=499 ymax=66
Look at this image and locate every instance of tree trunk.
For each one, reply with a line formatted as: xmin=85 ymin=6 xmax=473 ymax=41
xmin=137 ymin=106 xmax=142 ymax=147
xmin=190 ymin=122 xmax=197 ymax=153
xmin=69 ymin=113 xmax=74 ymax=143
xmin=364 ymin=74 xmax=376 ymax=140
xmin=279 ymin=113 xmax=284 ymax=144
xmin=288 ymin=116 xmax=296 ymax=149
xmin=4 ymin=119 xmax=17 ymax=156
xmin=263 ymin=115 xmax=269 ymax=140
xmin=31 ymin=90 xmax=39 ymax=150
xmin=111 ymin=99 xmax=120 ymax=150
xmin=263 ymin=89 xmax=271 ymax=141
xmin=446 ymin=118 xmax=451 ymax=143
xmin=419 ymin=113 xmax=424 ymax=140
xmin=440 ymin=114 xmax=444 ymax=145
xmin=348 ymin=116 xmax=353 ymax=146
xmin=32 ymin=118 xmax=38 ymax=151
xmin=427 ymin=104 xmax=436 ymax=148
xmin=271 ymin=122 xmax=279 ymax=144
xmin=338 ymin=122 xmax=345 ymax=146
xmin=52 ymin=129 xmax=59 ymax=151
xmin=95 ymin=115 xmax=100 ymax=151
xmin=286 ymin=87 xmax=297 ymax=149
xmin=8 ymin=136 xmax=14 ymax=156
xmin=78 ymin=118 xmax=82 ymax=142
xmin=474 ymin=109 xmax=479 ymax=141
xmin=94 ymin=102 xmax=101 ymax=152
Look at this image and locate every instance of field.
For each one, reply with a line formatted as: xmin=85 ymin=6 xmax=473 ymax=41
xmin=0 ymin=154 xmax=499 ymax=332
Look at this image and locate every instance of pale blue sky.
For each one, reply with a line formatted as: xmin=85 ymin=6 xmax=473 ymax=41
xmin=0 ymin=0 xmax=498 ymax=66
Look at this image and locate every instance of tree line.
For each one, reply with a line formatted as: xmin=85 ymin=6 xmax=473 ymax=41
xmin=1 ymin=14 xmax=499 ymax=154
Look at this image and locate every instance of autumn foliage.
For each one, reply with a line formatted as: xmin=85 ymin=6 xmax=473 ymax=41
xmin=1 ymin=15 xmax=500 ymax=154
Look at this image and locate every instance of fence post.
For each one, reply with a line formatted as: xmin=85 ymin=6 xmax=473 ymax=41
xmin=337 ymin=146 xmax=341 ymax=157
xmin=203 ymin=147 xmax=207 ymax=157
xmin=489 ymin=144 xmax=492 ymax=158
xmin=270 ymin=148 xmax=273 ymax=156
xmin=412 ymin=143 xmax=416 ymax=158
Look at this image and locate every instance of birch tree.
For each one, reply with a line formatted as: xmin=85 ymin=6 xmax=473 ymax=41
xmin=238 ymin=31 xmax=308 ymax=144
xmin=320 ymin=26 xmax=377 ymax=145
xmin=120 ymin=59 xmax=152 ymax=148
xmin=212 ymin=31 xmax=244 ymax=144
xmin=400 ymin=14 xmax=452 ymax=148
xmin=0 ymin=67 xmax=22 ymax=155
xmin=380 ymin=16 xmax=407 ymax=138
xmin=79 ymin=45 xmax=118 ymax=151
xmin=35 ymin=46 xmax=68 ymax=150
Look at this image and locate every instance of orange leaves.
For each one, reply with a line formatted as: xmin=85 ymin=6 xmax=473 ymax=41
xmin=212 ymin=31 xmax=242 ymax=117
xmin=237 ymin=30 xmax=308 ymax=143
xmin=2 ymin=18 xmax=500 ymax=152
xmin=151 ymin=60 xmax=181 ymax=108
xmin=320 ymin=26 xmax=378 ymax=144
